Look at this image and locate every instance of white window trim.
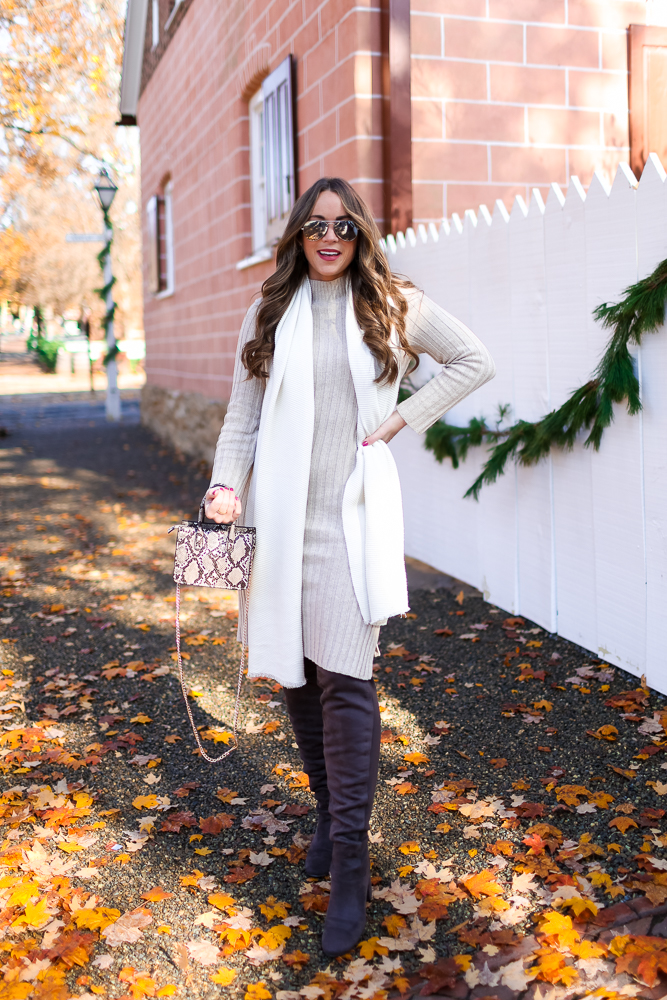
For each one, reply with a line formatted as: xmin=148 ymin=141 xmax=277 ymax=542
xmin=156 ymin=181 xmax=175 ymax=298
xmin=235 ymin=247 xmax=274 ymax=271
xmin=249 ymin=87 xmax=266 ymax=254
xmin=146 ymin=195 xmax=159 ymax=294
xmin=237 ymin=55 xmax=295 ymax=269
xmin=164 ymin=0 xmax=183 ymax=32
xmin=151 ymin=0 xmax=159 ymax=49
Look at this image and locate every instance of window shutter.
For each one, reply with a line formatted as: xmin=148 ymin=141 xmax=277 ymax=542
xmin=629 ymin=25 xmax=667 ymax=178
xmin=262 ymin=55 xmax=296 ymax=244
xmin=146 ymin=195 xmax=160 ymax=294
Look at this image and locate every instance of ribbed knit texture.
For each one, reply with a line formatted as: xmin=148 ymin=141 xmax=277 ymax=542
xmin=211 ymin=277 xmax=495 ymax=683
xmin=301 ymin=276 xmax=379 ymax=678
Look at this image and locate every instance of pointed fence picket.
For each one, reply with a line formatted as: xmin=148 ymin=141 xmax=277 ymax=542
xmin=387 ymin=157 xmax=667 ymax=691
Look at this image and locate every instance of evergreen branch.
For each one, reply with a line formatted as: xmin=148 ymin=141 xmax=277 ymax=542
xmin=409 ymin=255 xmax=667 ymax=498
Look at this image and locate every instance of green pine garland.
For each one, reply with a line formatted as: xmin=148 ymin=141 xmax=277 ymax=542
xmin=403 ymin=257 xmax=667 ymax=499
xmin=95 ymin=207 xmax=118 ymax=365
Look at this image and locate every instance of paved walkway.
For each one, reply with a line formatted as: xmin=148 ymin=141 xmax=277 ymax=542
xmin=0 ymin=404 xmax=665 ymax=1000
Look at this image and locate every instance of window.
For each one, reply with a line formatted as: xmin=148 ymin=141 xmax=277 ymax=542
xmin=238 ymin=55 xmax=296 ymax=268
xmin=146 ymin=181 xmax=174 ymax=296
xmin=263 ymin=56 xmax=296 ymax=245
xmin=629 ymin=24 xmax=667 ymax=179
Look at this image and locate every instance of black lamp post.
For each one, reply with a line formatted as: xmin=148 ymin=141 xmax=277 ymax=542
xmin=93 ymin=169 xmax=120 ymax=421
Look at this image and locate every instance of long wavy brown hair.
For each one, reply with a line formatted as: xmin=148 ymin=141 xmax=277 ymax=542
xmin=241 ymin=177 xmax=419 ymax=385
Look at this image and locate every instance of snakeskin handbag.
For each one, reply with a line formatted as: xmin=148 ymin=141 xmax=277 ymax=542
xmin=169 ymin=488 xmax=256 ymax=763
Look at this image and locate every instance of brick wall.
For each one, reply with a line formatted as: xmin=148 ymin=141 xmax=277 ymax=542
xmin=138 ymin=0 xmax=383 ymax=401
xmin=410 ymin=0 xmax=667 ymax=221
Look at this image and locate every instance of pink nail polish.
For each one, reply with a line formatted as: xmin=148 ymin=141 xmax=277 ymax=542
xmin=362 ymin=441 xmax=368 ymax=447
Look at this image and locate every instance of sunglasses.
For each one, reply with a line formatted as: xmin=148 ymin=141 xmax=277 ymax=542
xmin=301 ymin=219 xmax=358 ymax=242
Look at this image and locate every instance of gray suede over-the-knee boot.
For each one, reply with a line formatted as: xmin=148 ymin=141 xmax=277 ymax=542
xmin=283 ymin=658 xmax=332 ymax=877
xmin=316 ymin=663 xmax=381 ymax=958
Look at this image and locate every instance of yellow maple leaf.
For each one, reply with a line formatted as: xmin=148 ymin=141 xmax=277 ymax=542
xmin=7 ymin=881 xmax=41 ymax=906
xmin=245 ymin=983 xmax=271 ymax=1000
xmin=157 ymin=925 xmax=171 ymax=934
xmin=533 ymin=700 xmax=553 ymax=711
xmin=132 ymin=794 xmax=158 ymax=810
xmin=454 ymin=955 xmax=472 ymax=971
xmin=57 ymin=842 xmax=85 ymax=853
xmin=17 ymin=897 xmax=52 ymax=929
xmin=194 ymin=847 xmax=213 ymax=856
xmin=180 ymin=869 xmax=205 ymax=887
xmin=538 ymin=910 xmax=580 ymax=948
xmin=203 ymin=729 xmax=234 ymax=744
xmin=573 ymin=939 xmax=608 ymax=960
xmin=560 ymin=897 xmax=598 ymax=919
xmin=116 ymin=853 xmax=132 ymax=865
xmin=73 ymin=907 xmax=120 ymax=931
xmin=130 ymin=714 xmax=152 ymax=724
xmin=259 ymin=896 xmax=290 ymax=921
xmin=208 ymin=891 xmax=236 ymax=910
xmin=258 ymin=924 xmax=292 ymax=949
xmin=398 ymin=841 xmax=420 ymax=855
xmin=358 ymin=937 xmax=389 ymax=960
xmin=398 ymin=865 xmax=414 ymax=877
xmin=394 ymin=782 xmax=418 ymax=795
xmin=210 ymin=969 xmax=237 ymax=985
xmin=591 ymin=791 xmax=615 ymax=809
xmin=403 ymin=752 xmax=429 ymax=765
xmin=589 ymin=871 xmax=612 ymax=890
xmin=436 ymin=822 xmax=451 ymax=834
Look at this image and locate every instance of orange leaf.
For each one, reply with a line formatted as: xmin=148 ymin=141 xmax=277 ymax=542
xmin=609 ymin=816 xmax=639 ymax=834
xmin=141 ymin=887 xmax=174 ymax=902
xmin=462 ymin=869 xmax=503 ymax=898
xmin=394 ymin=782 xmax=418 ymax=795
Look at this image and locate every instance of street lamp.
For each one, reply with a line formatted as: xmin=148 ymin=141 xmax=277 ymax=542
xmin=93 ymin=168 xmax=121 ymax=422
xmin=93 ymin=169 xmax=118 ymax=213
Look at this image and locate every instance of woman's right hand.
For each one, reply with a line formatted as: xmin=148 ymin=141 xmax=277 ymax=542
xmin=204 ymin=486 xmax=242 ymax=524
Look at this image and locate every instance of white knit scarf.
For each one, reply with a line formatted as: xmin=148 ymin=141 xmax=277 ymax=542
xmin=244 ymin=278 xmax=409 ymax=688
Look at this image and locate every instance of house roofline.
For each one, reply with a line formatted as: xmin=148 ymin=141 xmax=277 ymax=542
xmin=119 ymin=0 xmax=148 ymax=124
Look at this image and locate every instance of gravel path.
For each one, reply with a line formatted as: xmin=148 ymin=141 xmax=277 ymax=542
xmin=0 ymin=417 xmax=666 ymax=1000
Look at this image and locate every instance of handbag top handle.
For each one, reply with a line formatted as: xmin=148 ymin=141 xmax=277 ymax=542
xmin=198 ymin=495 xmax=236 ymax=543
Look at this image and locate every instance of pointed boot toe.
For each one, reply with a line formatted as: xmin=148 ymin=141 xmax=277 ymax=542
xmin=321 ymin=841 xmax=370 ymax=957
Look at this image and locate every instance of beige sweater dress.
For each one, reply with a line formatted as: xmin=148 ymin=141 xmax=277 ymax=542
xmin=210 ymin=275 xmax=495 ymax=683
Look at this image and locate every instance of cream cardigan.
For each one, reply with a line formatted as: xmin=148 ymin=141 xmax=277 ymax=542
xmin=211 ymin=278 xmax=495 ymax=686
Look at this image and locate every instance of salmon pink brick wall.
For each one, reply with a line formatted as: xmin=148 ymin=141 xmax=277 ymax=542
xmin=410 ymin=0 xmax=667 ymax=222
xmin=138 ymin=0 xmax=383 ymax=402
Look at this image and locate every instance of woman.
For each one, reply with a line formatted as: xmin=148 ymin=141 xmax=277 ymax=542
xmin=204 ymin=177 xmax=495 ymax=956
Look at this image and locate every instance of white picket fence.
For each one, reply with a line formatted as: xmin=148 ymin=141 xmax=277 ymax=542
xmin=386 ymin=154 xmax=667 ymax=693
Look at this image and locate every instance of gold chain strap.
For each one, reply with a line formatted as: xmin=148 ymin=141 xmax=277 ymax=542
xmin=175 ymin=582 xmax=248 ymax=763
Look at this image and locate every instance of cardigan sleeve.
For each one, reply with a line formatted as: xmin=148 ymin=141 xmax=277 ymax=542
xmin=209 ymin=299 xmax=266 ymax=497
xmin=396 ymin=289 xmax=496 ymax=435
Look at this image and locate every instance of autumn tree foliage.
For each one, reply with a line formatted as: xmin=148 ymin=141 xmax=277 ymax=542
xmin=0 ymin=0 xmax=141 ymax=335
